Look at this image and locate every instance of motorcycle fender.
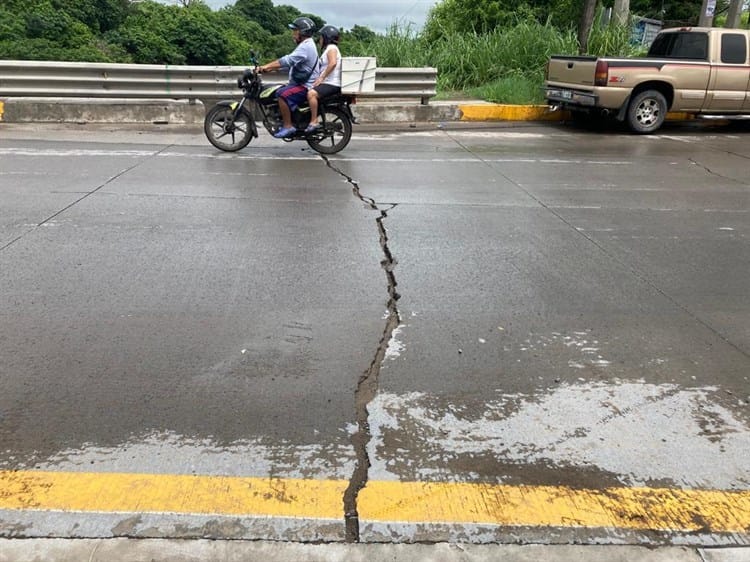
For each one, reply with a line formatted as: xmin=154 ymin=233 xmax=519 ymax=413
xmin=213 ymin=100 xmax=238 ymax=109
xmin=244 ymin=107 xmax=259 ymax=138
xmin=324 ymin=100 xmax=356 ymax=124
xmin=215 ymin=100 xmax=259 ymax=138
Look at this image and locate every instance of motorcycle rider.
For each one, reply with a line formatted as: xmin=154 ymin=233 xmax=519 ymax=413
xmin=258 ymin=17 xmax=319 ymax=138
xmin=305 ymin=25 xmax=342 ymax=134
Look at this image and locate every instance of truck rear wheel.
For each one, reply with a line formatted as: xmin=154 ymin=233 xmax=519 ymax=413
xmin=626 ymin=90 xmax=667 ymax=134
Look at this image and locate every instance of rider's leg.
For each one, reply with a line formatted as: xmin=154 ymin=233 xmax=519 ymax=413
xmin=307 ymin=89 xmax=320 ymax=126
xmin=278 ymin=98 xmax=293 ymax=129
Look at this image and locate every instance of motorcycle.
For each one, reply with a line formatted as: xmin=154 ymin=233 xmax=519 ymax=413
xmin=204 ymin=52 xmax=356 ymax=155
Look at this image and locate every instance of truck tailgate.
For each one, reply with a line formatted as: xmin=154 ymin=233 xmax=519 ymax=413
xmin=547 ymin=55 xmax=598 ymax=86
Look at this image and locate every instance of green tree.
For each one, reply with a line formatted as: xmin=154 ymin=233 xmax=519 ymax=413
xmin=274 ymin=4 xmax=303 ymax=28
xmin=214 ymin=6 xmax=273 ymax=64
xmin=53 ymin=0 xmax=130 ymax=33
xmin=0 ymin=6 xmax=26 ymax=43
xmin=235 ymin=0 xmax=282 ymax=34
xmin=105 ymin=1 xmax=186 ymax=63
xmin=347 ymin=25 xmax=377 ymax=43
xmin=172 ymin=3 xmax=228 ymax=64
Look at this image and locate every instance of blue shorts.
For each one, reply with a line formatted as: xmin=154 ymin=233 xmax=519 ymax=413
xmin=277 ymin=84 xmax=308 ymax=112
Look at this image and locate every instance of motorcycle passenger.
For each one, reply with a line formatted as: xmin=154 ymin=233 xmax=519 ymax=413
xmin=258 ymin=17 xmax=319 ymax=138
xmin=305 ymin=25 xmax=342 ymax=133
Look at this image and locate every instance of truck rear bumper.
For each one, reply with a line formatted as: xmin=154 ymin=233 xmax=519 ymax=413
xmin=544 ymin=85 xmax=631 ymax=113
xmin=544 ymin=87 xmax=598 ymax=107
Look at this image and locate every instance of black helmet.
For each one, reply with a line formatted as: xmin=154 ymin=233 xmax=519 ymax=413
xmin=289 ymin=17 xmax=315 ymax=37
xmin=319 ymin=25 xmax=340 ymax=45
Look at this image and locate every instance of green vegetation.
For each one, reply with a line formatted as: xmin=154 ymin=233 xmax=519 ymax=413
xmin=345 ymin=14 xmax=643 ymax=104
xmin=0 ymin=0 xmax=735 ymax=104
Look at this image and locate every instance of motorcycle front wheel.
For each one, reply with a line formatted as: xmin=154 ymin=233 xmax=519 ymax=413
xmin=204 ymin=105 xmax=254 ymax=152
xmin=306 ymin=107 xmax=352 ymax=155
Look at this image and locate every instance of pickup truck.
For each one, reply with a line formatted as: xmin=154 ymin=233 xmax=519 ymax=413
xmin=544 ymin=27 xmax=750 ymax=133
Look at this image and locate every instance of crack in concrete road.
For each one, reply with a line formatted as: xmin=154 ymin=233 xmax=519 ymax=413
xmin=321 ymin=156 xmax=401 ymax=542
xmin=688 ymin=157 xmax=746 ymax=184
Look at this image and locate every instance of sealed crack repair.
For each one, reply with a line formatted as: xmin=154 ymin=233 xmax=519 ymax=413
xmin=322 ymin=157 xmax=401 ymax=542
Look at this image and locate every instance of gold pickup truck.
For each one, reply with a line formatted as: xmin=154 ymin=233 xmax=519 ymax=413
xmin=544 ymin=27 xmax=750 ymax=133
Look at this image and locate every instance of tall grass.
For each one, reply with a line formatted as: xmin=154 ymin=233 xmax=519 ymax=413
xmin=587 ymin=11 xmax=645 ymax=58
xmin=352 ymin=17 xmax=649 ymax=104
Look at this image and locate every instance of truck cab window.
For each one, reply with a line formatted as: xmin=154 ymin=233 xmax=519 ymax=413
xmin=721 ymin=34 xmax=747 ymax=64
xmin=648 ymin=32 xmax=708 ymax=60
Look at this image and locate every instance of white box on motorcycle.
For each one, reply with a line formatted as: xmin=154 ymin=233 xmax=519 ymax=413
xmin=341 ymin=57 xmax=376 ymax=94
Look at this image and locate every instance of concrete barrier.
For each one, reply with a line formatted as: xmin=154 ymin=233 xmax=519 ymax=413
xmin=0 ymin=97 xmax=205 ymax=124
xmin=0 ymin=97 xmax=559 ymax=125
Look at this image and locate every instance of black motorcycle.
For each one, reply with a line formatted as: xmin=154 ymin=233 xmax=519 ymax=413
xmin=204 ymin=52 xmax=356 ymax=155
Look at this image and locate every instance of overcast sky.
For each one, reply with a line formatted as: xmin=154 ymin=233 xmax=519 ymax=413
xmin=203 ymin=0 xmax=438 ymax=33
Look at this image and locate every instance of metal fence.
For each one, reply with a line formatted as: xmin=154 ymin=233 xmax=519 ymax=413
xmin=0 ymin=60 xmax=438 ymax=105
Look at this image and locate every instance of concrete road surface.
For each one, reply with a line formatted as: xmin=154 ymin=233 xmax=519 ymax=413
xmin=0 ymin=122 xmax=748 ymax=549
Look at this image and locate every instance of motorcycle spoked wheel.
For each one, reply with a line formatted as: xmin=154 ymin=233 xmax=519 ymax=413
xmin=305 ymin=107 xmax=353 ymax=155
xmin=204 ymin=105 xmax=254 ymax=152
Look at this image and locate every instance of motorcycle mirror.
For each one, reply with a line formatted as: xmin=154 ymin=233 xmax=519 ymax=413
xmin=249 ymin=50 xmax=258 ymax=64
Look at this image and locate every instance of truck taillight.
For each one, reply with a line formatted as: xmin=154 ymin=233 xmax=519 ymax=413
xmin=594 ymin=60 xmax=609 ymax=86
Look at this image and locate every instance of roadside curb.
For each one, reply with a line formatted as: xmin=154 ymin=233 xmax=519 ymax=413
xmin=456 ymin=102 xmax=697 ymax=123
xmin=458 ymin=103 xmax=567 ymax=122
xmin=1 ymin=539 xmax=742 ymax=562
xmin=0 ymin=97 xmax=728 ymax=126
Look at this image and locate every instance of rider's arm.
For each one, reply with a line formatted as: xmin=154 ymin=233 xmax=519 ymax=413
xmin=282 ymin=40 xmax=317 ymax=74
xmin=259 ymin=59 xmax=282 ymax=73
xmin=321 ymin=48 xmax=339 ymax=81
xmin=313 ymin=47 xmax=338 ymax=86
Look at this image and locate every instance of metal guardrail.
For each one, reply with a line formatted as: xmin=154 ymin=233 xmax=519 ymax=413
xmin=0 ymin=60 xmax=438 ymax=105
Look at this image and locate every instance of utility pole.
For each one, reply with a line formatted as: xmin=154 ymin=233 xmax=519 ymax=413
xmin=725 ymin=0 xmax=743 ymax=28
xmin=613 ymin=0 xmax=630 ymax=26
xmin=698 ymin=0 xmax=716 ymax=26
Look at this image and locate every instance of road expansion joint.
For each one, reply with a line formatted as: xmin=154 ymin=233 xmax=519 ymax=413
xmin=321 ymin=156 xmax=401 ymax=543
xmin=0 ymin=144 xmax=173 ymax=253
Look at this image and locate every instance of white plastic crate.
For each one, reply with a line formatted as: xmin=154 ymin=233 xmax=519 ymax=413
xmin=341 ymin=57 xmax=376 ymax=94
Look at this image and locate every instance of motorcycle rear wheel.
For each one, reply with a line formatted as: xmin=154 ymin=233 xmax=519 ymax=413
xmin=204 ymin=105 xmax=253 ymax=152
xmin=306 ymin=107 xmax=352 ymax=155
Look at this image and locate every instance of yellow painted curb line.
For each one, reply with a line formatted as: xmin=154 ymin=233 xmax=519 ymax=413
xmin=1 ymin=470 xmax=749 ymax=534
xmin=360 ymin=480 xmax=750 ymax=532
xmin=458 ymin=104 xmax=698 ymax=123
xmin=459 ymin=104 xmax=565 ymax=122
xmin=0 ymin=471 xmax=346 ymax=520
xmin=666 ymin=112 xmax=696 ymax=121
xmin=0 ymin=100 xmax=4 ymax=121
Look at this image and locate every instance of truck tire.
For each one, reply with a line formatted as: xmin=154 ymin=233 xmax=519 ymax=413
xmin=626 ymin=90 xmax=667 ymax=134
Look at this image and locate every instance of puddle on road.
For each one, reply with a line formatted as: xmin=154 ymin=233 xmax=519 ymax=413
xmin=4 ymin=376 xmax=747 ymax=491
xmin=368 ymin=381 xmax=750 ymax=489
xmin=4 ymin=431 xmax=355 ymax=480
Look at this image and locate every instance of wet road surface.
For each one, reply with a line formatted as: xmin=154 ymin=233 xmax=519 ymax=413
xmin=0 ymin=122 xmax=748 ymax=545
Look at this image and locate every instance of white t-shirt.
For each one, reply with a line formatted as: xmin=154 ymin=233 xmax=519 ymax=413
xmin=318 ymin=45 xmax=342 ymax=87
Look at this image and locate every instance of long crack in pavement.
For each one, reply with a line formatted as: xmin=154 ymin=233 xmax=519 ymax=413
xmin=321 ymin=156 xmax=401 ymax=542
